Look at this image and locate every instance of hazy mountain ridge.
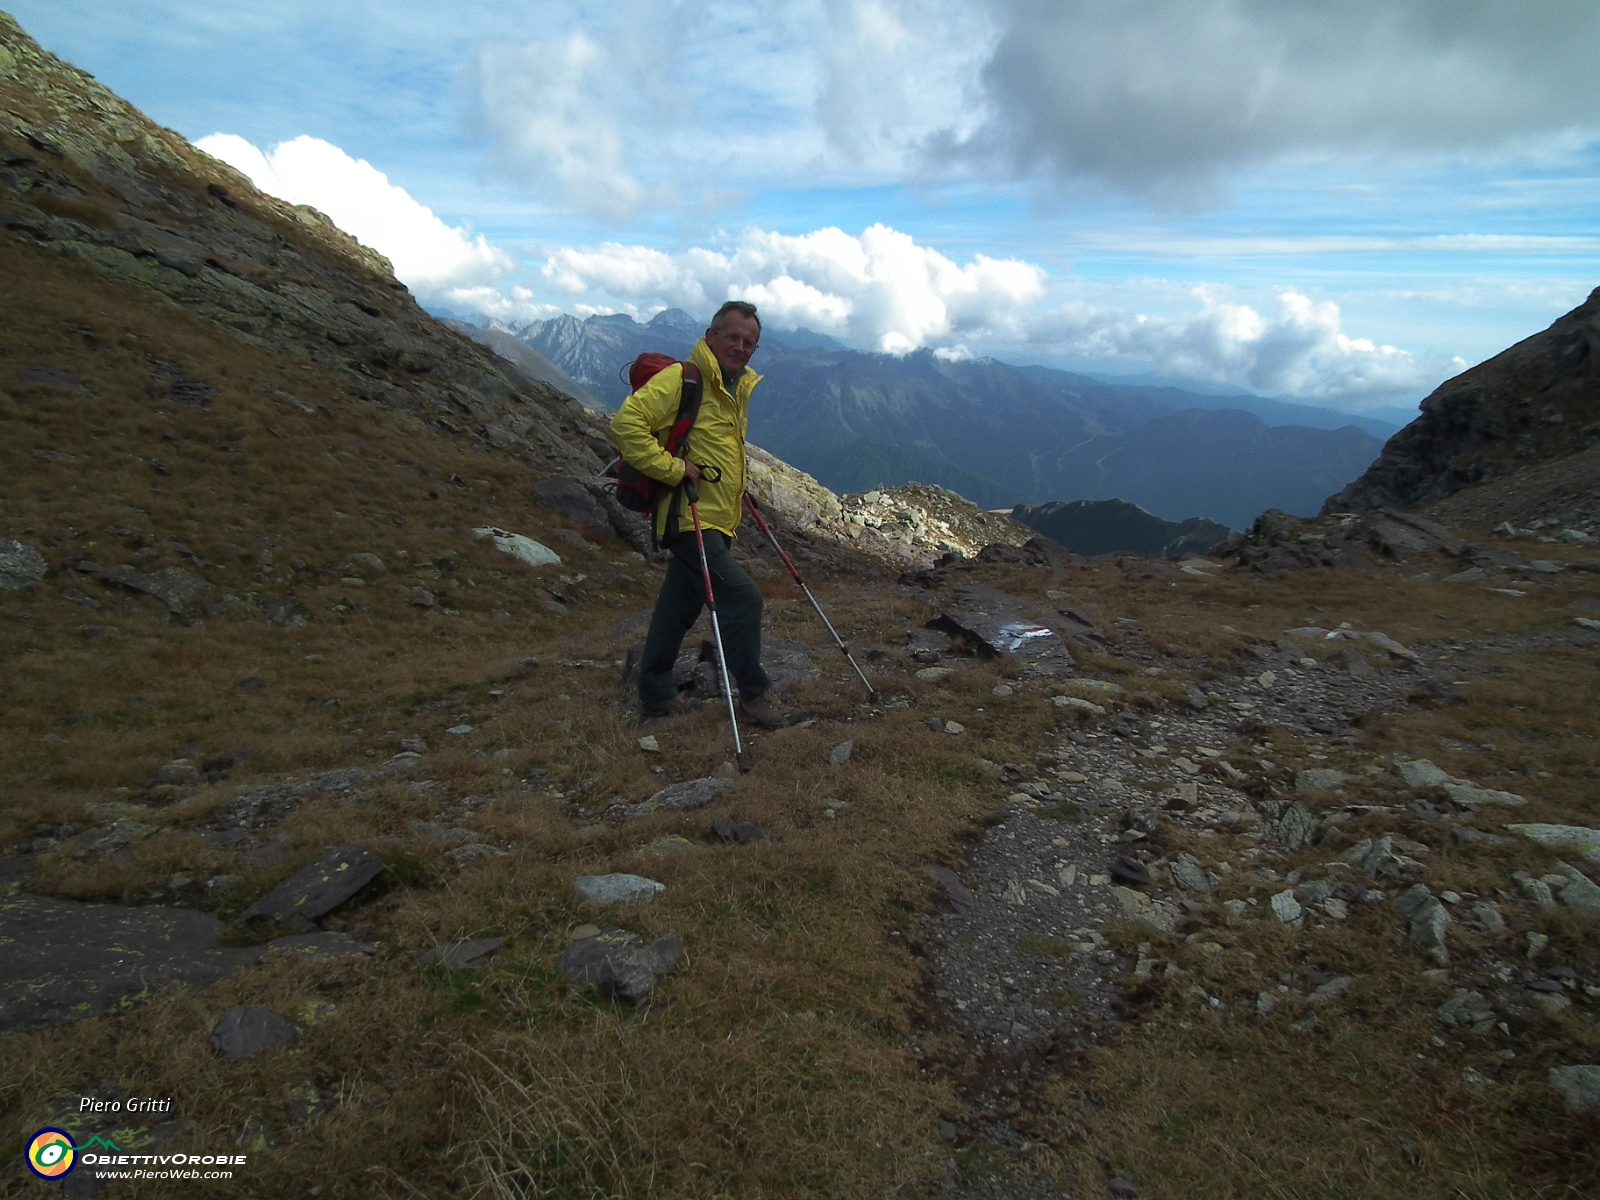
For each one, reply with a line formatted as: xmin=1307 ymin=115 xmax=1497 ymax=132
xmin=512 ymin=308 xmax=704 ymax=406
xmin=1043 ymin=409 xmax=1386 ymax=531
xmin=508 ymin=310 xmax=1387 ymax=527
xmin=1039 ymin=367 xmax=1405 ymax=441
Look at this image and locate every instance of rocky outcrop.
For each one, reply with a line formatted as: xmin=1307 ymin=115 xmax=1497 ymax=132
xmin=0 ymin=12 xmax=1055 ymax=585
xmin=1220 ymin=505 xmax=1559 ymax=577
xmin=0 ymin=13 xmax=607 ymax=478
xmin=1324 ymin=287 xmax=1600 ymax=521
xmin=745 ymin=452 xmax=1035 ymax=570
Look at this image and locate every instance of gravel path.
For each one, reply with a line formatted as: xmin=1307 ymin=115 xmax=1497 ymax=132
xmin=921 ymin=617 xmax=1443 ymax=1197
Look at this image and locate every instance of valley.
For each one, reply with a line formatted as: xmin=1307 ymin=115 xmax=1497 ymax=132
xmin=485 ymin=310 xmax=1394 ymax=529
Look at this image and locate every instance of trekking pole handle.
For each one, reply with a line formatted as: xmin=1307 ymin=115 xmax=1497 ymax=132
xmin=681 ymin=463 xmax=720 ymax=506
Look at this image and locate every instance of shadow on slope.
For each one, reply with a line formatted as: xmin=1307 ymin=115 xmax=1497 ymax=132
xmin=1012 ymin=499 xmax=1235 ymax=557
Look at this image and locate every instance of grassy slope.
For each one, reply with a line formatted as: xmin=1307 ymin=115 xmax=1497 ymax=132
xmin=0 ymin=230 xmax=997 ymax=1197
xmin=1 ymin=14 xmax=1598 ymax=1199
xmin=4 ymin=253 xmax=1599 ymax=1195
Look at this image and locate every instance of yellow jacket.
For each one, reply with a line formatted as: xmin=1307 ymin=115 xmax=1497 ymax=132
xmin=610 ymin=337 xmax=762 ymax=540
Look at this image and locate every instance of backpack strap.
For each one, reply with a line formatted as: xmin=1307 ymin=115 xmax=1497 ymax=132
xmin=659 ymin=362 xmax=704 ymax=547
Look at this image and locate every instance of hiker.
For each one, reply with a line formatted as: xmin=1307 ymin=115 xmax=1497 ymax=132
xmin=611 ymin=300 xmax=802 ymax=729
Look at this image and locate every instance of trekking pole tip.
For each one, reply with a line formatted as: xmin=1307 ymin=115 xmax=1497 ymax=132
xmin=736 ymin=751 xmax=752 ymax=773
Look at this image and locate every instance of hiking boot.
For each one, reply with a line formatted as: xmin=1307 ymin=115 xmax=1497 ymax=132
xmin=639 ymin=696 xmax=686 ymax=723
xmin=739 ymin=693 xmax=803 ymax=730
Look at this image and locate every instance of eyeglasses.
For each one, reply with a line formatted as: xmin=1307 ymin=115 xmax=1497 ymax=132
xmin=711 ymin=331 xmax=759 ymax=351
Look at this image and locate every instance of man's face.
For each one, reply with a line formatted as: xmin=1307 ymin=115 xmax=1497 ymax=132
xmin=706 ymin=312 xmax=761 ymax=379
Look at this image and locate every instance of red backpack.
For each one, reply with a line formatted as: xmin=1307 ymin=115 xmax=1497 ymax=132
xmin=609 ymin=354 xmax=703 ymax=513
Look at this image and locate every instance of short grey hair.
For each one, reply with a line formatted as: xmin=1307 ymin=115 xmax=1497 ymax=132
xmin=710 ymin=300 xmax=760 ymax=332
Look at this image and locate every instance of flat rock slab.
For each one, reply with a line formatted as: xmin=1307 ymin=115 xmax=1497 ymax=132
xmin=99 ymin=565 xmax=214 ymax=613
xmin=1365 ymin=509 xmax=1467 ymax=559
xmin=629 ymin=776 xmax=734 ymax=817
xmin=419 ymin=937 xmax=505 ymax=967
xmin=1396 ymin=759 xmax=1453 ymax=787
xmin=0 ymin=539 xmax=47 ymax=590
xmin=927 ymin=585 xmax=1076 ymax=677
xmin=0 ymin=894 xmax=267 ymax=1032
xmin=1508 ymin=823 xmax=1600 ymax=863
xmin=1549 ymin=1064 xmax=1600 ymax=1112
xmin=1394 ymin=760 xmax=1526 ymax=807
xmin=1557 ymin=862 xmax=1600 ymax=915
xmin=1440 ymin=780 xmax=1526 ymax=807
xmin=1397 ymin=884 xmax=1451 ymax=964
xmin=574 ymin=874 xmax=665 ymax=904
xmin=473 ymin=526 xmax=561 ymax=568
xmin=211 ymin=1005 xmax=300 ymax=1057
xmin=924 ymin=864 xmax=976 ymax=911
xmin=557 ymin=930 xmax=683 ymax=1004
xmin=1295 ymin=769 xmax=1349 ymax=793
xmin=236 ymin=846 xmax=386 ymax=927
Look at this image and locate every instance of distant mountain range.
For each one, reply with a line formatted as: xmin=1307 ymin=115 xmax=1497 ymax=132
xmin=461 ymin=307 xmax=1396 ymax=529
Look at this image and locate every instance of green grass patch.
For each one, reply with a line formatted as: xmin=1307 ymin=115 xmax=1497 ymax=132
xmin=1036 ymin=801 xmax=1082 ymax=821
xmin=1017 ymin=935 xmax=1075 ymax=959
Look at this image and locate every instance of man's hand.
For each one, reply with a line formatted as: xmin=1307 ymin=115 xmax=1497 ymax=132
xmin=682 ymin=459 xmax=702 ymax=487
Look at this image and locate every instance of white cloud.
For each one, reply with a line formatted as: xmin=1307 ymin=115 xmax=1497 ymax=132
xmin=459 ymin=1 xmax=1600 ymax=211
xmin=195 ymin=133 xmax=513 ymax=292
xmin=466 ymin=1 xmax=1002 ymax=216
xmin=817 ymin=0 xmax=997 ymax=168
xmin=188 ymin=128 xmax=1435 ymax=405
xmin=473 ymin=32 xmax=650 ymax=222
xmin=955 ymin=0 xmax=1600 ymax=198
xmin=458 ymin=220 xmax=1429 ymax=405
xmin=539 ymin=224 xmax=1046 ymax=354
xmin=1027 ymin=288 xmax=1431 ymax=406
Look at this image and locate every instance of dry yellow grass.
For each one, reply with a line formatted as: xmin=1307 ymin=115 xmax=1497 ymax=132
xmin=6 ymin=212 xmax=1600 ymax=1198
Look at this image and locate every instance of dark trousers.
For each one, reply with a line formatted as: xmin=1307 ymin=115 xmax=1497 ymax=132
xmin=639 ymin=529 xmax=770 ymax=706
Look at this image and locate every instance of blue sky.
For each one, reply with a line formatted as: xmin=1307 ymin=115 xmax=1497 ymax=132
xmin=11 ymin=0 xmax=1600 ymax=414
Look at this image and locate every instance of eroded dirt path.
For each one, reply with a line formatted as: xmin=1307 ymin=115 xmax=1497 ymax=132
xmin=912 ymin=605 xmax=1501 ymax=1197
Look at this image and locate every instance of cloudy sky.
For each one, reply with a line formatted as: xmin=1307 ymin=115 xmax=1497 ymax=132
xmin=12 ymin=0 xmax=1600 ymax=414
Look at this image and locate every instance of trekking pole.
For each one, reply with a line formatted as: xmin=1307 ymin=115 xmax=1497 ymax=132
xmin=688 ymin=479 xmax=751 ymax=773
xmin=742 ymin=494 xmax=880 ymax=704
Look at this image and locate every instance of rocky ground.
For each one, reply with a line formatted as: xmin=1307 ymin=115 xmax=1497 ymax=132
xmin=6 ymin=505 xmax=1600 ymax=1197
xmin=913 ymin=603 xmax=1600 ymax=1197
xmin=4 ymin=14 xmax=1600 ymax=1196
